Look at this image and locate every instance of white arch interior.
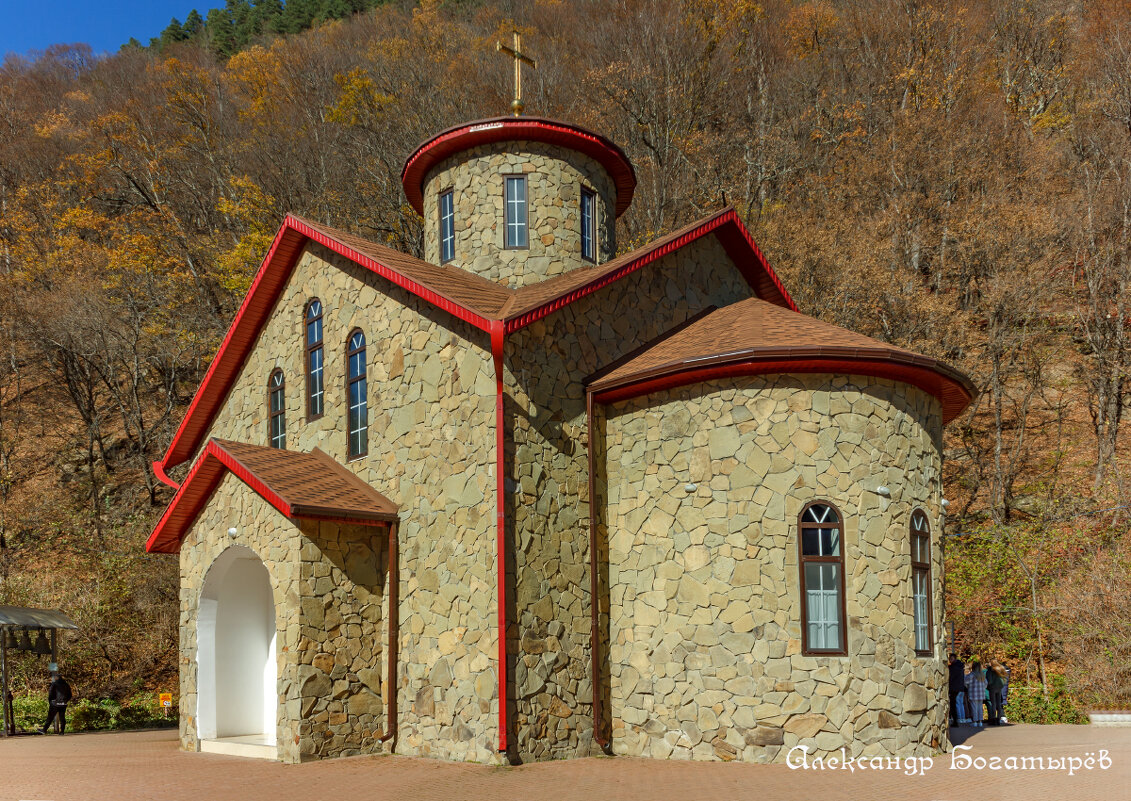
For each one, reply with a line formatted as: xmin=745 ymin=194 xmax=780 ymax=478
xmin=197 ymin=545 xmax=277 ymax=746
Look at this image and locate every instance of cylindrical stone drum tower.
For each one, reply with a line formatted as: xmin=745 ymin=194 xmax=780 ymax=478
xmin=402 ymin=117 xmax=637 ymax=288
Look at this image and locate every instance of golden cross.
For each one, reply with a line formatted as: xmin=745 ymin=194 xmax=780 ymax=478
xmin=496 ymin=31 xmax=536 ymax=117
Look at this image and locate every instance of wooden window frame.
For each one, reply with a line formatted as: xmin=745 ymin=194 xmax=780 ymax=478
xmin=798 ymin=500 xmax=848 ymax=656
xmin=503 ymin=174 xmax=529 ymax=250
xmin=268 ymin=368 xmax=286 ymax=449
xmin=439 ymin=188 xmax=456 ymax=263
xmin=346 ymin=328 xmax=368 ymax=461
xmin=580 ymin=185 xmax=597 ymax=263
xmin=911 ymin=509 xmax=933 ymax=656
xmin=304 ymin=298 xmax=324 ymax=421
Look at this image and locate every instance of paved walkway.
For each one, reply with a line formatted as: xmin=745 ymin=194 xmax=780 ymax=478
xmin=1 ymin=724 xmax=1128 ymax=801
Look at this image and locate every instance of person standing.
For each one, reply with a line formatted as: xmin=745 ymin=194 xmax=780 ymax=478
xmin=41 ymin=670 xmax=71 ymax=735
xmin=987 ymin=660 xmax=1006 ymax=725
xmin=968 ymin=661 xmax=987 ymax=728
xmin=948 ymin=653 xmax=966 ymax=726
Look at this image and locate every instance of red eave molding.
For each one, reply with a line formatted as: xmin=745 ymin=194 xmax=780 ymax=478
xmin=153 ymin=209 xmax=796 ymax=486
xmin=592 ymin=357 xmax=973 ymax=424
xmin=401 ymin=117 xmax=638 ymax=218
xmin=146 ymin=440 xmax=393 ymax=554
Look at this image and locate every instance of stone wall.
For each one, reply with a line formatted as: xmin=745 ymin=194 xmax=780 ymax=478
xmin=504 ymin=234 xmax=755 ymax=761
xmin=294 ymin=518 xmax=389 ymax=760
xmin=179 ymin=472 xmax=301 ymax=761
xmin=422 ymin=141 xmax=616 ymax=286
xmin=199 ymin=243 xmax=502 ymax=762
xmin=598 ymin=374 xmax=947 ymax=763
xmin=179 ymin=475 xmax=393 ymax=763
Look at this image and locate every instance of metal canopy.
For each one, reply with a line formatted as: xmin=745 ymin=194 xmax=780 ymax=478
xmin=0 ymin=606 xmax=79 ymax=630
xmin=1 ymin=606 xmax=78 ymax=736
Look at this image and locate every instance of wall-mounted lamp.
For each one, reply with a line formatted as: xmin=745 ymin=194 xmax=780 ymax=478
xmin=941 ymin=499 xmax=950 ymax=510
xmin=684 ymin=483 xmax=698 ymax=492
xmin=227 ymin=527 xmax=238 ymax=538
xmin=875 ymin=486 xmax=891 ymax=498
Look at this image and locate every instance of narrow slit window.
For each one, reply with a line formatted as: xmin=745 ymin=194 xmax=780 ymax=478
xmin=799 ymin=502 xmax=847 ymax=654
xmin=580 ymin=187 xmax=596 ymax=261
xmin=505 ymin=175 xmax=528 ymax=249
xmin=305 ymin=299 xmax=324 ymax=420
xmin=911 ymin=510 xmax=932 ymax=654
xmin=347 ymin=329 xmax=368 ymax=460
xmin=439 ymin=190 xmax=455 ymax=262
xmin=268 ymin=369 xmax=286 ymax=449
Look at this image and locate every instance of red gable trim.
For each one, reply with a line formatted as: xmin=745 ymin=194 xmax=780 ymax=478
xmin=146 ymin=440 xmax=394 ymax=554
xmin=591 ymin=357 xmax=973 ymax=424
xmin=155 ymin=211 xmax=794 ymax=480
xmin=155 ymin=216 xmax=496 ymax=481
xmin=502 ymin=209 xmax=798 ymax=333
xmin=402 ymin=116 xmax=637 ymax=218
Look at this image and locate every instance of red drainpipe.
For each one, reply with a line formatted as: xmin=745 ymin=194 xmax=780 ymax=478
xmin=585 ymin=389 xmax=608 ymax=748
xmin=152 ymin=459 xmax=179 ymax=490
xmin=490 ymin=320 xmax=508 ymax=753
xmin=380 ymin=521 xmax=399 ymax=746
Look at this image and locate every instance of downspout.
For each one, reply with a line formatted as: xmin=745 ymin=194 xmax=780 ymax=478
xmin=152 ymin=460 xmax=179 ymax=490
xmin=380 ymin=521 xmax=399 ymax=747
xmin=490 ymin=320 xmax=508 ymax=753
xmin=586 ymin=389 xmax=608 ymax=748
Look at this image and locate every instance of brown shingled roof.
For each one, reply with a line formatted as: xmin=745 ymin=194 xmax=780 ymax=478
xmin=293 ymin=216 xmax=515 ymax=319
xmin=147 ymin=438 xmax=398 ymax=553
xmin=587 ymin=297 xmax=976 ymax=423
xmin=156 ymin=207 xmax=796 ymax=477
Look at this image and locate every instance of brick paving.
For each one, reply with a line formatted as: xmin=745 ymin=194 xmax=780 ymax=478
xmin=0 ymin=724 xmax=1128 ymax=801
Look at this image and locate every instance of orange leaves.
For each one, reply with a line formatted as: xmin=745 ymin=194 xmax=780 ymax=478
xmin=783 ymin=1 xmax=838 ymax=59
xmin=225 ymin=44 xmax=287 ymax=122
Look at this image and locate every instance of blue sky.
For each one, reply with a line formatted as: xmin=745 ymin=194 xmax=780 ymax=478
xmin=0 ymin=0 xmax=203 ymax=58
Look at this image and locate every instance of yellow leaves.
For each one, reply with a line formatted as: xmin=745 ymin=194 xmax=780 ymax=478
xmin=327 ymin=69 xmax=396 ymax=128
xmin=34 ymin=109 xmax=75 ymax=140
xmin=225 ymin=44 xmax=286 ymax=121
xmin=214 ymin=177 xmax=278 ymax=295
xmin=784 ymin=1 xmax=839 ymax=59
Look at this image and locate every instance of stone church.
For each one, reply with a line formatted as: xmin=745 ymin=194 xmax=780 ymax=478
xmin=145 ymin=112 xmax=974 ymax=764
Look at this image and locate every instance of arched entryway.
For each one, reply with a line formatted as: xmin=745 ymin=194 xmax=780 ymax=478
xmin=197 ymin=546 xmax=277 ymax=755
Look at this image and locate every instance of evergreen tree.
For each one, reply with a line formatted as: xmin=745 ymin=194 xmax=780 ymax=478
xmin=251 ymin=0 xmax=285 ymax=35
xmin=159 ymin=18 xmax=189 ymax=47
xmin=278 ymin=0 xmax=316 ymax=34
xmin=205 ymin=7 xmax=238 ymax=58
xmin=183 ymin=9 xmax=205 ymax=38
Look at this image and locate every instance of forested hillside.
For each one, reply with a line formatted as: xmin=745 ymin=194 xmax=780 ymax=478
xmin=0 ymin=0 xmax=1128 ymax=715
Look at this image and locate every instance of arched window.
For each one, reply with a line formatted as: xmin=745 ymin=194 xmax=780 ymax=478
xmin=268 ymin=369 xmax=285 ymax=449
xmin=305 ymin=299 xmax=324 ymax=420
xmin=911 ymin=510 xmax=932 ymax=655
xmin=346 ymin=329 xmax=368 ymax=459
xmin=798 ymin=502 xmax=847 ymax=655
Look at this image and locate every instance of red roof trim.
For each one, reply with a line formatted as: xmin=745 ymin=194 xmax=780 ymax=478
xmin=502 ymin=209 xmax=798 ymax=332
xmin=156 ymin=210 xmax=793 ymax=475
xmin=592 ymin=357 xmax=973 ymax=424
xmin=158 ymin=221 xmax=303 ymax=480
xmin=287 ymin=218 xmax=494 ymax=331
xmin=402 ymin=116 xmax=637 ymax=218
xmin=146 ymin=440 xmax=396 ymax=554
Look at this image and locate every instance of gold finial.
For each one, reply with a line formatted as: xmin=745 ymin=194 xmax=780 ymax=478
xmin=496 ymin=30 xmax=536 ymax=116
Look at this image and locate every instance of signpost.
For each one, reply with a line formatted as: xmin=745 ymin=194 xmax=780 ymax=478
xmin=160 ymin=693 xmax=172 ymax=718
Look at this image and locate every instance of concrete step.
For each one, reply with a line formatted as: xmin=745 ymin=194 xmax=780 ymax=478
xmin=200 ymin=735 xmax=277 ymax=760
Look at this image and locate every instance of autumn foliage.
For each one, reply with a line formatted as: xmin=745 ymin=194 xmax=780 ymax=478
xmin=0 ymin=0 xmax=1128 ymax=710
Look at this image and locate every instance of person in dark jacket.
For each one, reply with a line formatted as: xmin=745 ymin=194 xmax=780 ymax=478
xmin=948 ymin=653 xmax=966 ymax=726
xmin=41 ymin=671 xmax=72 ymax=735
xmin=987 ymin=660 xmax=1007 ymax=725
